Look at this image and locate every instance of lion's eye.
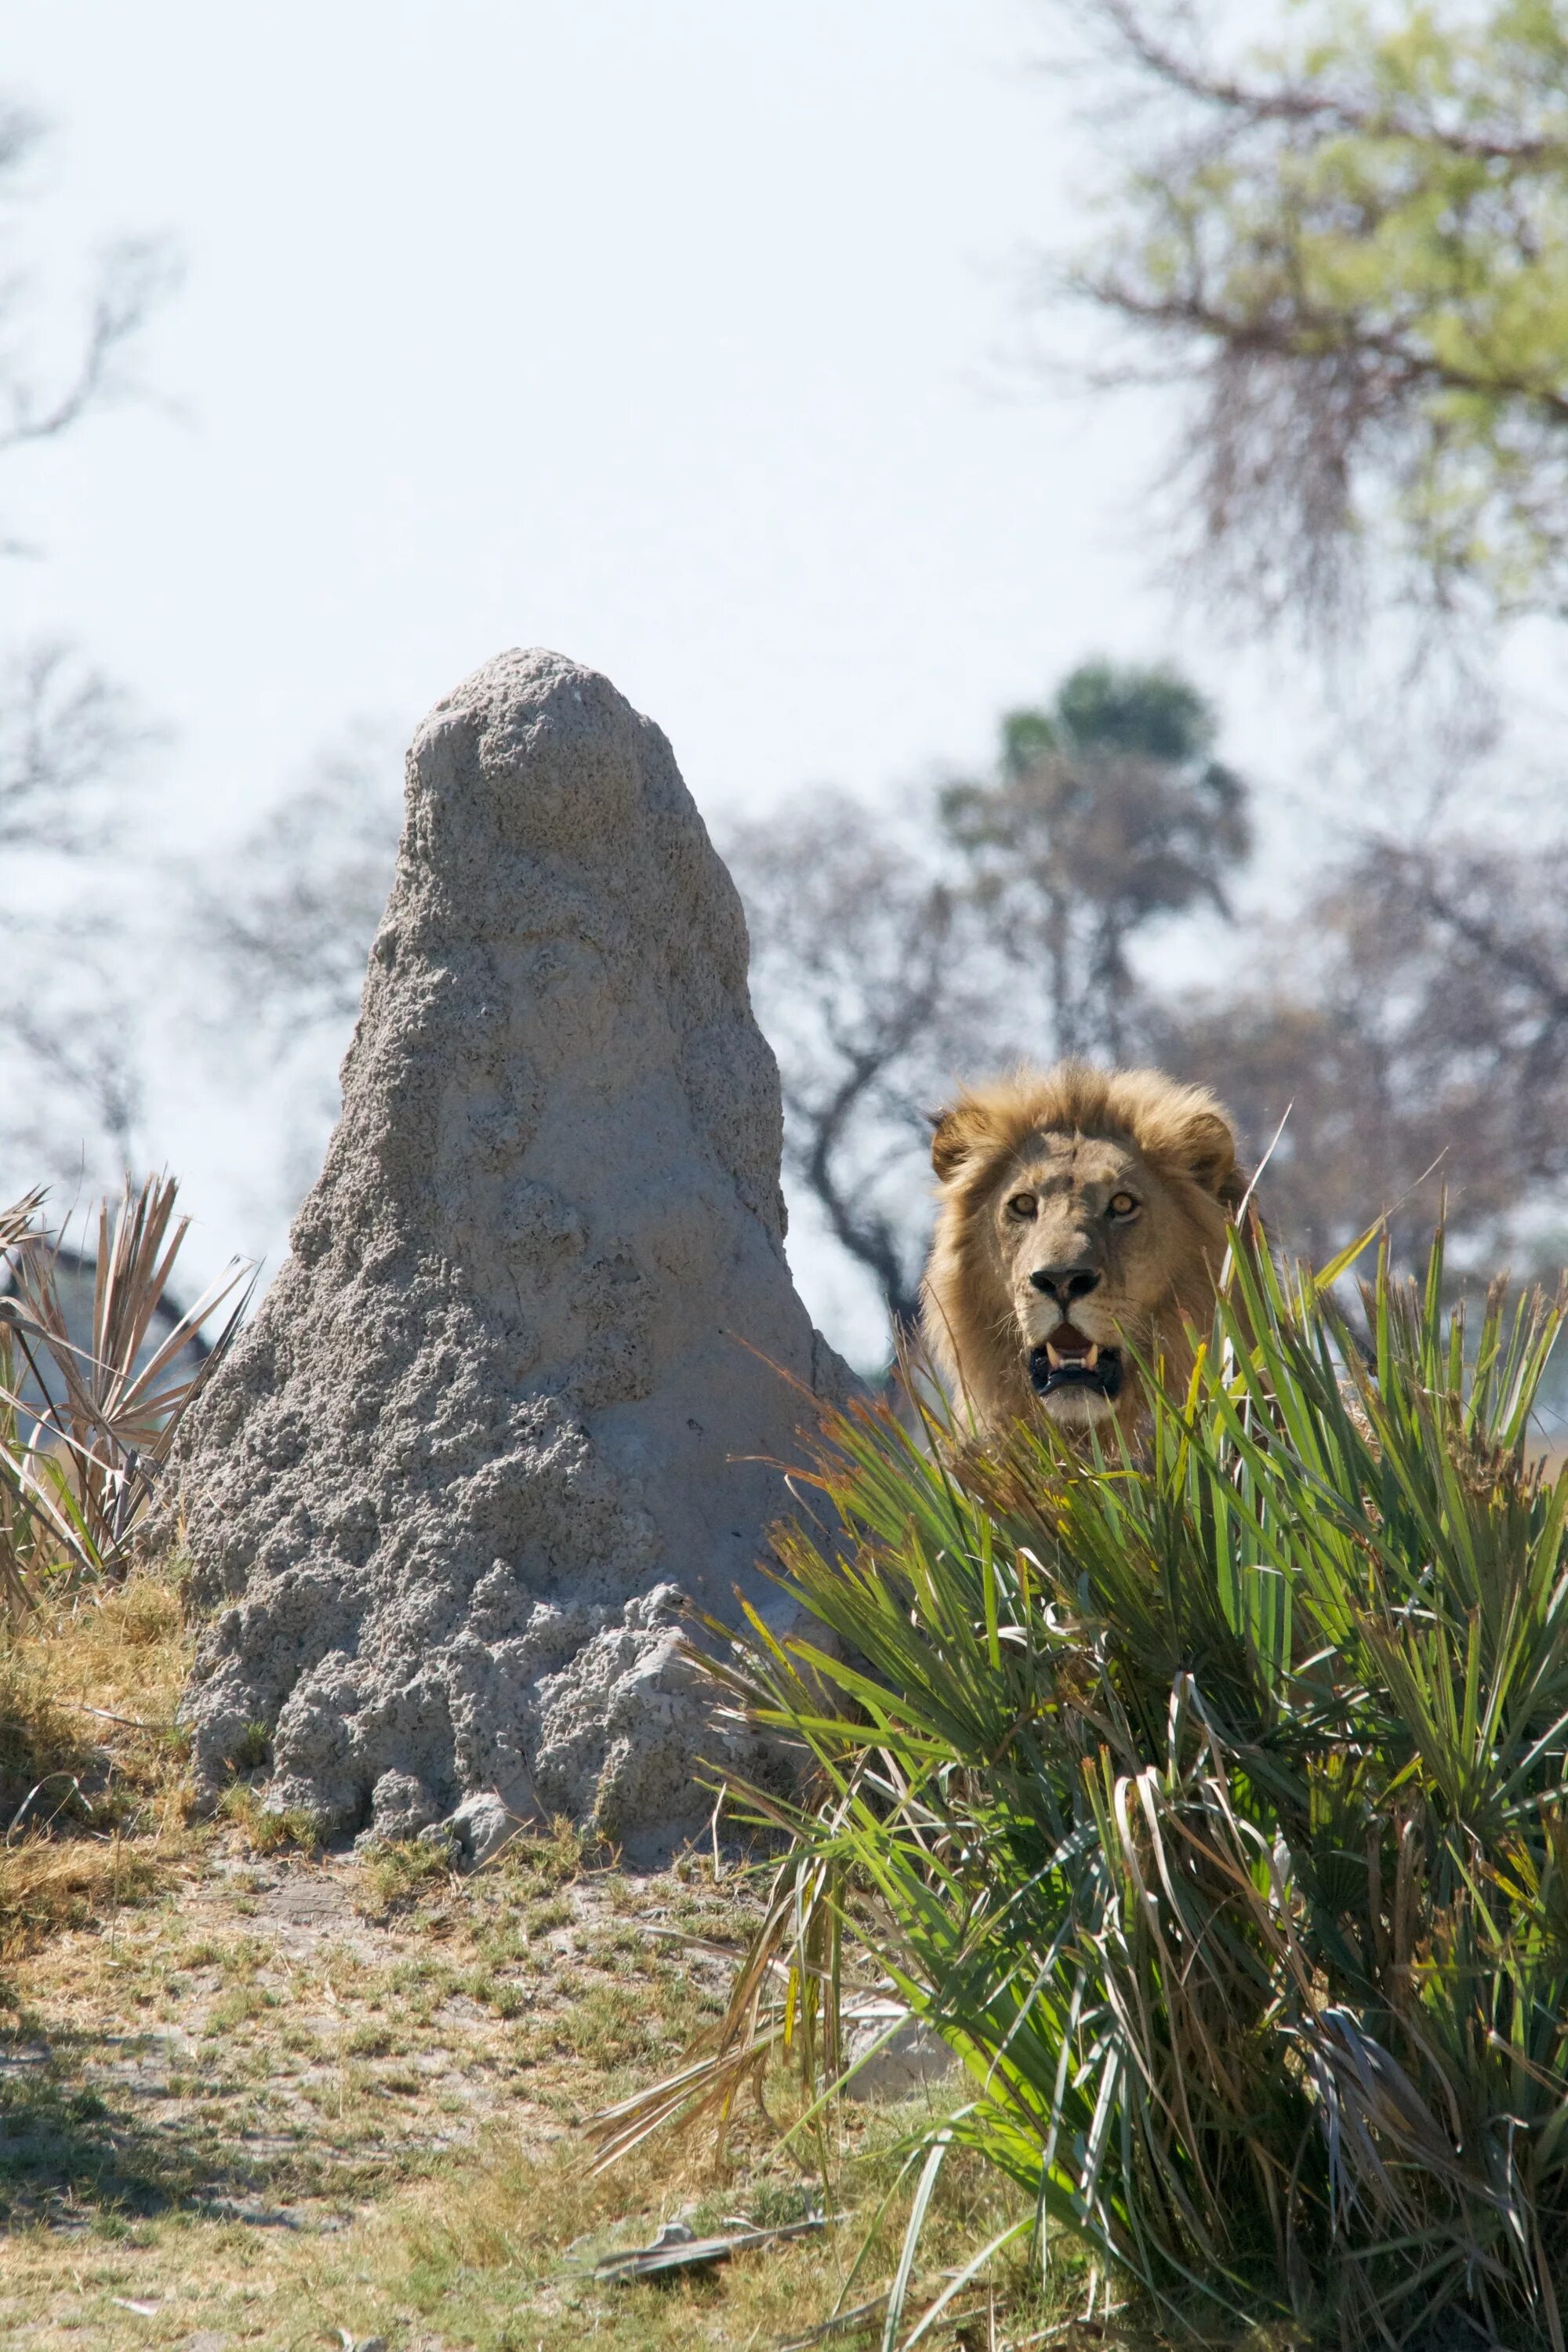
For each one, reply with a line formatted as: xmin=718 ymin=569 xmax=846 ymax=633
xmin=1107 ymin=1191 xmax=1138 ymax=1219
xmin=1006 ymin=1193 xmax=1037 ymax=1220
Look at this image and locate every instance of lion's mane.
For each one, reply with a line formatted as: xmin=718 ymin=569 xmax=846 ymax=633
xmin=920 ymin=1061 xmax=1249 ymax=1439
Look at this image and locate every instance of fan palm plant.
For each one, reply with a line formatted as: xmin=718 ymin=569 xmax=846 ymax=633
xmin=0 ymin=1175 xmax=250 ymax=1608
xmin=596 ymin=1229 xmax=1568 ymax=2347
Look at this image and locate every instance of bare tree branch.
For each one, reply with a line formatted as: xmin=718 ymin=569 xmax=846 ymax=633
xmin=1079 ymin=0 xmax=1568 ymax=163
xmin=1157 ymin=827 xmax=1568 ymax=1272
xmin=0 ymin=236 xmax=178 ymax=463
xmin=0 ymin=643 xmax=148 ymax=858
xmin=0 ymin=96 xmax=176 ymax=1191
xmin=190 ymin=731 xmax=401 ymax=1052
xmin=727 ymin=796 xmax=1000 ymax=1342
xmin=10 ymin=999 xmax=143 ymax=1181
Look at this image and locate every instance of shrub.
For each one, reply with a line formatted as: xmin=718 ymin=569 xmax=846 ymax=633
xmin=608 ymin=1231 xmax=1568 ymax=2348
xmin=0 ymin=1174 xmax=250 ymax=1612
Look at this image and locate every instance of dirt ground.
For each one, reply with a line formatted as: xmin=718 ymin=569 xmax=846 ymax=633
xmin=0 ymin=1567 xmax=1079 ymax=2352
xmin=1 ymin=1832 xmax=731 ymax=2346
xmin=0 ymin=1830 xmax=1049 ymax=2352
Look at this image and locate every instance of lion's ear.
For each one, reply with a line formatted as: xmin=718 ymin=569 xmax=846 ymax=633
xmin=930 ymin=1105 xmax=978 ymax=1182
xmin=1178 ymin=1109 xmax=1242 ymax=1203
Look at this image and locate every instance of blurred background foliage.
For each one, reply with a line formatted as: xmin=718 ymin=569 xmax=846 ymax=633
xmin=3 ymin=0 xmax=1568 ymax=1385
xmin=1063 ymin=0 xmax=1568 ymax=632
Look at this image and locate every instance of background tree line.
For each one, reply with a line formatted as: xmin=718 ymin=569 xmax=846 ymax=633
xmin=731 ymin=662 xmax=1568 ymax=1341
xmin=0 ymin=96 xmax=172 ymax=1193
xmin=169 ymin=646 xmax=1566 ymax=1370
xmin=6 ymin=0 xmax=1568 ymax=1374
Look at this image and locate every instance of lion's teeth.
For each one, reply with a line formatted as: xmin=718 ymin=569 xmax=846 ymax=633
xmin=1085 ymin=1344 xmax=1099 ymax=1369
xmin=1046 ymin=1343 xmax=1063 ymax=1368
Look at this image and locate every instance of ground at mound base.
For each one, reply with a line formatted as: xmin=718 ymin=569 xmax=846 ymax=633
xmin=0 ymin=1835 xmax=1077 ymax=2352
xmin=0 ymin=1563 xmax=1096 ymax=2350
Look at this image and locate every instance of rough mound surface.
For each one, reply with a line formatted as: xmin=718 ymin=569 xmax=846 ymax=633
xmin=176 ymin=650 xmax=851 ymax=1859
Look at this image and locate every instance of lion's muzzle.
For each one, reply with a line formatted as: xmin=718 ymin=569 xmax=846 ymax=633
xmin=1027 ymin=1324 xmax=1125 ymax=1405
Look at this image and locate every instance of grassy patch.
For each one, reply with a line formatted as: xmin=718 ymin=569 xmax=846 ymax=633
xmin=0 ymin=1552 xmax=1102 ymax=2347
xmin=215 ymin=1781 xmax=325 ymax=1855
xmin=0 ymin=1561 xmax=198 ymax=1962
xmin=354 ymin=1831 xmax=456 ymax=1914
xmin=0 ymin=1805 xmax=1098 ymax=2348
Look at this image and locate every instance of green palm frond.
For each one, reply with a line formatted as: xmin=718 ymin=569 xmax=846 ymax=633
xmin=597 ymin=1222 xmax=1568 ymax=2346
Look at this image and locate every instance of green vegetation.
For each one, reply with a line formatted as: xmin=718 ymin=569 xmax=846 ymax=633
xmin=0 ymin=1561 xmax=194 ymax=1958
xmin=1069 ymin=0 xmax=1568 ymax=625
xmin=939 ymin=662 xmax=1249 ymax=1067
xmin=646 ymin=1229 xmax=1568 ymax=2346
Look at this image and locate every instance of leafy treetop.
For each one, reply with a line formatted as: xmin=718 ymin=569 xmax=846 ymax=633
xmin=1067 ymin=0 xmax=1568 ymax=628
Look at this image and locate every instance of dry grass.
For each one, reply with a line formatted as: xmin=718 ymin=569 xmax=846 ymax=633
xmin=1 ymin=1560 xmax=197 ymax=1959
xmin=0 ymin=1831 xmax=1083 ymax=2350
xmin=1 ymin=1174 xmax=251 ymax=1599
xmin=0 ymin=1552 xmax=1102 ymax=2350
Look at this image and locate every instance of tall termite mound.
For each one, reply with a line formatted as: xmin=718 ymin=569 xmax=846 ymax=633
xmin=176 ymin=650 xmax=851 ymax=1860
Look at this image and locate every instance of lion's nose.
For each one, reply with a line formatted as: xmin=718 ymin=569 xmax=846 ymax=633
xmin=1029 ymin=1265 xmax=1102 ymax=1303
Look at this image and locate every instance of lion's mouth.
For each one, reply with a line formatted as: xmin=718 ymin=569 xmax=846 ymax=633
xmin=1028 ymin=1324 xmax=1124 ymax=1403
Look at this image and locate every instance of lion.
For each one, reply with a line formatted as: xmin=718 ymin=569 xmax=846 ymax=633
xmin=920 ymin=1062 xmax=1249 ymax=1441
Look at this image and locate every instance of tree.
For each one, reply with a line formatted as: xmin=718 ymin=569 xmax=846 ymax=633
xmin=2 ymin=647 xmax=154 ymax=1196
xmin=726 ymin=794 xmax=1001 ymax=1335
xmin=0 ymin=103 xmax=170 ymax=540
xmin=193 ymin=731 xmax=401 ymax=1049
xmin=0 ymin=644 xmax=145 ymax=857
xmin=190 ymin=731 xmax=401 ymax=1207
xmin=939 ymin=660 xmax=1249 ymax=1061
xmin=1154 ymin=827 xmax=1568 ymax=1273
xmin=730 ymin=666 xmax=1248 ymax=1350
xmin=0 ymin=99 xmax=174 ymax=1198
xmin=1060 ymin=0 xmax=1568 ymax=630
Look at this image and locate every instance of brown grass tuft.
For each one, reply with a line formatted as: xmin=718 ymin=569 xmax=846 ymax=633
xmin=0 ymin=1554 xmax=194 ymax=1961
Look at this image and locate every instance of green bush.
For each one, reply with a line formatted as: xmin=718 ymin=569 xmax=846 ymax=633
xmin=630 ymin=1232 xmax=1568 ymax=2347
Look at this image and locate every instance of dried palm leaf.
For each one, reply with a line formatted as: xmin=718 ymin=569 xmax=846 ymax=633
xmin=0 ymin=1176 xmax=253 ymax=1599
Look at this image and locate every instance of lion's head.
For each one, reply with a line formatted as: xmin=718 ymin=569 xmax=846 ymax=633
xmin=920 ymin=1062 xmax=1248 ymax=1439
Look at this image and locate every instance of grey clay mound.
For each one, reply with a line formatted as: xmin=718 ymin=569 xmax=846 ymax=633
xmin=173 ymin=649 xmax=853 ymax=1861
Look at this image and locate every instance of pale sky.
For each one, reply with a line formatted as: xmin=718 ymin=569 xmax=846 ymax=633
xmin=13 ymin=0 xmax=1178 ymax=809
xmin=7 ymin=0 xmax=1531 ymax=1361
